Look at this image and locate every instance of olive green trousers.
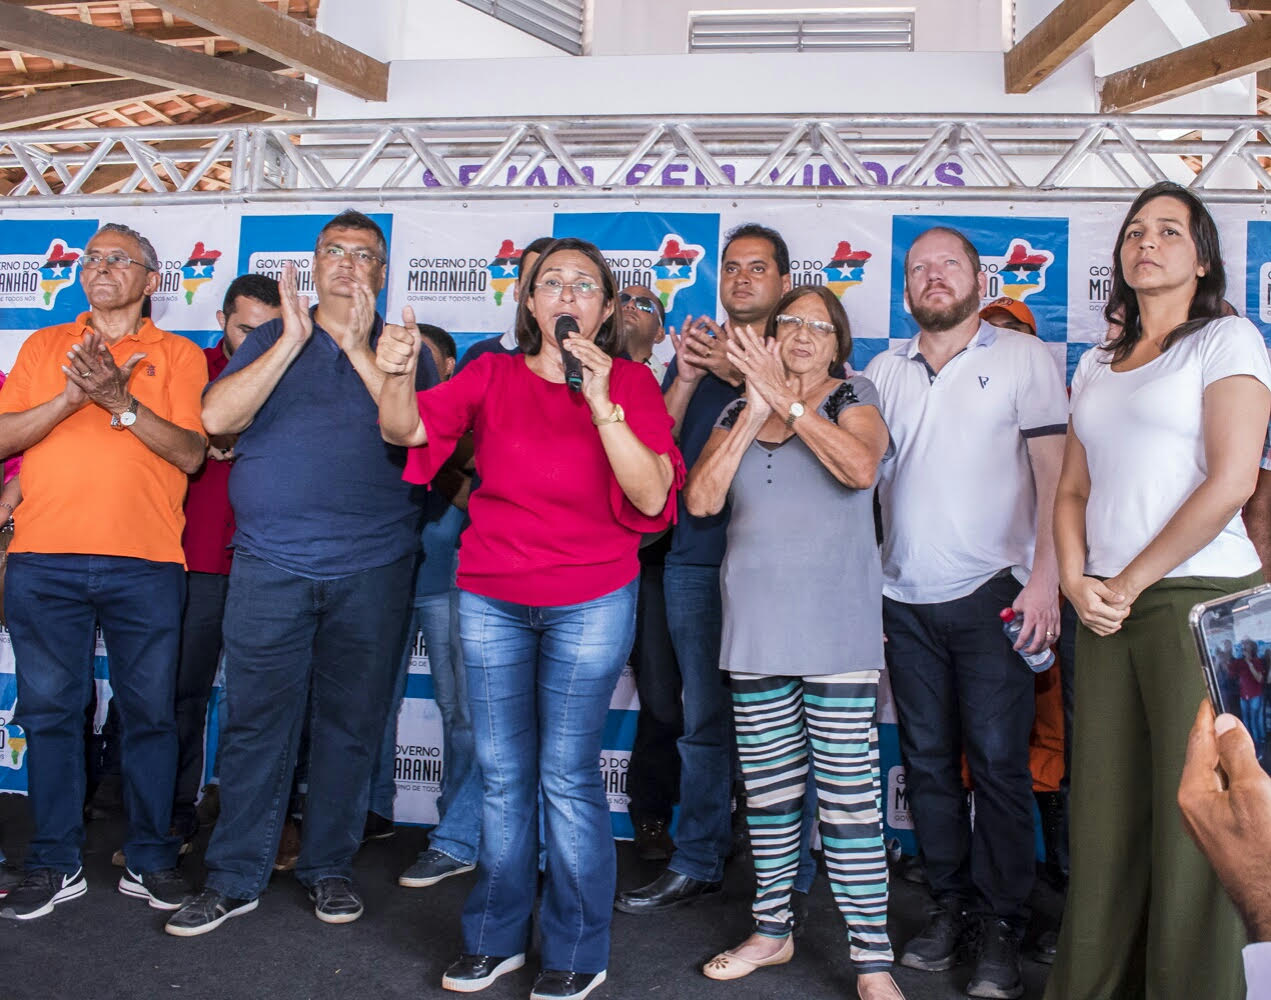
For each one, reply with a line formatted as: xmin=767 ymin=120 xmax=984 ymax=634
xmin=1044 ymin=573 xmax=1258 ymax=1000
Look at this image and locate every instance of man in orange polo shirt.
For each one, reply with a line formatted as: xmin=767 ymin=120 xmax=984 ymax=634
xmin=0 ymin=222 xmax=206 ymax=922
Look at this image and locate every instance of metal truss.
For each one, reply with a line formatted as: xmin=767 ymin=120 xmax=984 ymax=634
xmin=2 ymin=113 xmax=1270 ymax=207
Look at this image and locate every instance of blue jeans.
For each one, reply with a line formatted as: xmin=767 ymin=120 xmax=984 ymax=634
xmin=883 ymin=572 xmax=1036 ymax=926
xmin=203 ymin=551 xmax=414 ymax=898
xmin=662 ymin=564 xmax=733 ymax=882
xmin=370 ymin=589 xmax=482 ymax=865
xmin=458 ymin=580 xmax=637 ymax=974
xmin=7 ymin=553 xmax=185 ymax=874
xmin=1241 ymin=694 xmax=1266 ymax=745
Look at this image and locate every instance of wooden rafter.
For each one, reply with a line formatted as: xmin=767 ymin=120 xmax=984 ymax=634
xmin=1100 ymin=17 xmax=1271 ymax=113
xmin=0 ymin=4 xmax=315 ymax=116
xmin=146 ymin=0 xmax=387 ymax=101
xmin=1230 ymin=0 xmax=1271 ymax=12
xmin=0 ymin=77 xmax=172 ymax=127
xmin=1005 ymin=0 xmax=1136 ymax=94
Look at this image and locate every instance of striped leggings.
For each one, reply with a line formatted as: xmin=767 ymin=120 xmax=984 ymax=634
xmin=731 ymin=670 xmax=893 ymax=973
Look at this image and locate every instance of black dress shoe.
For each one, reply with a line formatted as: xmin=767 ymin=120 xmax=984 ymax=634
xmin=613 ymin=870 xmax=721 ymax=914
xmin=441 ymin=953 xmax=525 ymax=993
xmin=530 ymin=969 xmax=607 ymax=1000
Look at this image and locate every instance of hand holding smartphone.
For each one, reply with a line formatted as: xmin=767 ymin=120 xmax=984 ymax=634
xmin=1190 ymin=584 xmax=1271 ymax=775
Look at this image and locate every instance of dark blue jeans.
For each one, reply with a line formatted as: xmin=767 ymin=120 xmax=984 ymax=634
xmin=203 ymin=551 xmax=414 ymax=898
xmin=172 ymin=570 xmax=229 ymax=838
xmin=883 ymin=572 xmax=1037 ymax=926
xmin=662 ymin=563 xmax=733 ymax=882
xmin=8 ymin=553 xmax=185 ymax=874
xmin=458 ymin=580 xmax=637 ymax=975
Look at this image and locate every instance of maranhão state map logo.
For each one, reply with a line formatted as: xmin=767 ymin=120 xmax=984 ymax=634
xmin=820 ymin=241 xmax=873 ymax=297
xmin=984 ymin=239 xmax=1054 ymax=301
xmin=649 ymin=236 xmax=702 ymax=311
xmin=487 ymin=239 xmax=523 ymax=306
xmin=180 ymin=242 xmax=222 ymax=304
xmin=38 ymin=241 xmax=83 ymax=307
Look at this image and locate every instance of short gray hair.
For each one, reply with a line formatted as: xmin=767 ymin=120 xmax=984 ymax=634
xmin=93 ymin=222 xmax=159 ymax=272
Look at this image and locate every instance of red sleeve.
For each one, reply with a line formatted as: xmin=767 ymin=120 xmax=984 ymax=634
xmin=607 ymin=360 xmax=685 ymax=532
xmin=402 ymin=352 xmax=492 ymax=485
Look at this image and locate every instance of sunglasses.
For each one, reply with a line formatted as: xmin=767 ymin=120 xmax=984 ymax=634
xmin=619 ymin=292 xmax=660 ymax=318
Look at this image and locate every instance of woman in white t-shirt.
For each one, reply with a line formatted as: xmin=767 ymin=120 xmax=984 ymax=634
xmin=1047 ymin=182 xmax=1271 ymax=1000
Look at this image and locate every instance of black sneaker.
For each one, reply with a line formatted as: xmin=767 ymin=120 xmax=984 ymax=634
xmin=531 ymin=970 xmax=607 ymax=1000
xmin=0 ymin=861 xmax=23 ymax=897
xmin=399 ymin=849 xmax=476 ymax=888
xmin=967 ymin=919 xmax=1024 ymax=999
xmin=309 ymin=876 xmax=363 ymax=924
xmin=361 ymin=811 xmax=395 ymax=843
xmin=442 ymin=953 xmax=526 ymax=993
xmin=1031 ymin=928 xmax=1058 ymax=966
xmin=164 ymin=887 xmax=258 ymax=937
xmin=899 ymin=906 xmax=966 ymax=971
xmin=118 ymin=866 xmax=190 ymax=910
xmin=0 ymin=867 xmax=87 ymax=920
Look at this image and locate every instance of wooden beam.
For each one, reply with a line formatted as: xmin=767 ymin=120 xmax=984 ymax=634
xmin=0 ymin=77 xmax=173 ymax=127
xmin=1100 ymin=17 xmax=1271 ymax=112
xmin=146 ymin=0 xmax=388 ymax=101
xmin=1229 ymin=0 xmax=1271 ymax=12
xmin=0 ymin=66 xmax=117 ymax=89
xmin=0 ymin=4 xmax=314 ymax=115
xmin=1005 ymin=0 xmax=1135 ymax=94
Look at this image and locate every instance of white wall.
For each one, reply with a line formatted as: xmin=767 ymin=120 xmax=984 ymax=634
xmin=315 ymin=0 xmax=1256 ymax=121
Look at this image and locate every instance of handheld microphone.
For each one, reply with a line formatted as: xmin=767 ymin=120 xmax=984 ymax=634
xmin=555 ymin=315 xmax=584 ymax=392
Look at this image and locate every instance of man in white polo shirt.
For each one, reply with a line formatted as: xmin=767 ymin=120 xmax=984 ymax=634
xmin=864 ymin=226 xmax=1066 ymax=1000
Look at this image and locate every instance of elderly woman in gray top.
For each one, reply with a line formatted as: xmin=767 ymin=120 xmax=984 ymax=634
xmin=683 ymin=285 xmax=902 ymax=1000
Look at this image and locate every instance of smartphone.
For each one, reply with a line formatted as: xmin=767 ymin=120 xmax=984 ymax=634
xmin=1189 ymin=583 xmax=1271 ymax=774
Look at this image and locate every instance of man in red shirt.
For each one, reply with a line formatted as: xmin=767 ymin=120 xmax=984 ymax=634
xmin=171 ymin=275 xmax=281 ymax=845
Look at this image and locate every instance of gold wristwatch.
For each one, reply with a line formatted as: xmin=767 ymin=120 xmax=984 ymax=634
xmin=593 ymin=403 xmax=625 ymax=426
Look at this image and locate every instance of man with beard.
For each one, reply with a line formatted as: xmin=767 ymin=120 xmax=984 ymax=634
xmin=864 ymin=227 xmax=1066 ymax=999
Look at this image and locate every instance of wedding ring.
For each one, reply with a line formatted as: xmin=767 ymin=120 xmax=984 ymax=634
xmin=1045 ymin=630 xmax=1055 ymax=637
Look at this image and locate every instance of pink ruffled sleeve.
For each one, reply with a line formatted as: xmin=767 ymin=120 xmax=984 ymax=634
xmin=401 ymin=353 xmax=492 ymax=485
xmin=608 ymin=361 xmax=685 ymax=532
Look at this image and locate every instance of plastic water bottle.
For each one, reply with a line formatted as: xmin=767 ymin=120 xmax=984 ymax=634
xmin=999 ymin=608 xmax=1055 ymax=673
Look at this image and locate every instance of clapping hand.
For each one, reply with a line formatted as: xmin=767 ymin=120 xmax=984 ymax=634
xmin=62 ymin=328 xmax=145 ymax=416
xmin=279 ymin=263 xmax=314 ymax=349
xmin=377 ymin=305 xmax=421 ymax=377
xmin=681 ymin=316 xmax=741 ymax=385
xmin=668 ymin=322 xmax=707 ymax=385
xmin=726 ymin=323 xmax=789 ymax=420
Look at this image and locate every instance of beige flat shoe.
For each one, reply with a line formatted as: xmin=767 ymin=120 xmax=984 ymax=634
xmin=702 ymin=935 xmax=794 ymax=981
xmin=857 ymin=971 xmax=906 ymax=1000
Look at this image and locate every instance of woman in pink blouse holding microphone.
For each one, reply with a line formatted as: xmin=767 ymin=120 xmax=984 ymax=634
xmin=376 ymin=238 xmax=682 ymax=1000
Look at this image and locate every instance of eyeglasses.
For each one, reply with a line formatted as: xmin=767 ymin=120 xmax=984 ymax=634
xmin=619 ymin=292 xmax=660 ymax=318
xmin=316 ymin=244 xmax=383 ymax=266
xmin=535 ymin=279 xmax=602 ymax=300
xmin=80 ymin=253 xmax=152 ymax=272
xmin=775 ymin=314 xmax=837 ymax=336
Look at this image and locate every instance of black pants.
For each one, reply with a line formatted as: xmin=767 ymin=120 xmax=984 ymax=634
xmin=626 ymin=563 xmax=682 ymax=823
xmin=171 ymin=571 xmax=229 ymax=838
xmin=883 ymin=572 xmax=1036 ymax=927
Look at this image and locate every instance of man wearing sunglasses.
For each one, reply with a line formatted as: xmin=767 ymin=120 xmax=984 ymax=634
xmin=0 ymin=223 xmax=207 ymax=921
xmin=619 ymin=285 xmax=668 ymax=386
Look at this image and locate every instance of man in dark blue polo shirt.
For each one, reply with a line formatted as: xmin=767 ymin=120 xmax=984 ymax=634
xmin=166 ymin=210 xmax=438 ymax=937
xmin=616 ymin=223 xmax=792 ymax=913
